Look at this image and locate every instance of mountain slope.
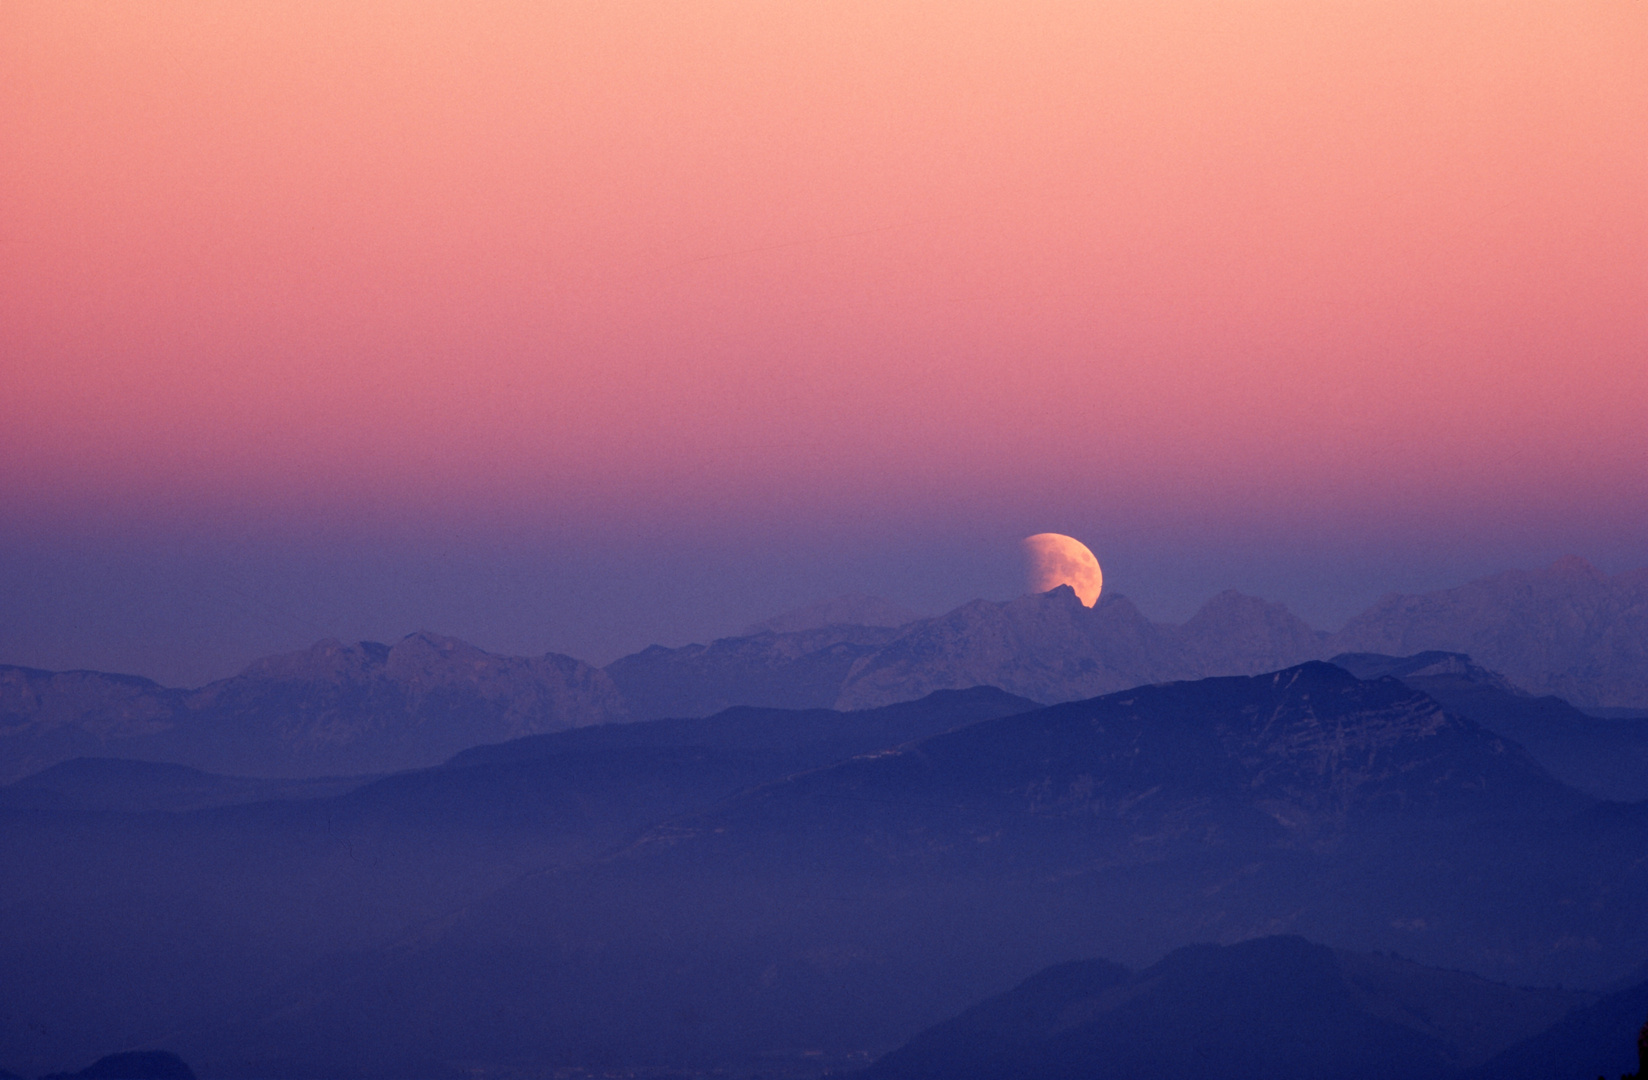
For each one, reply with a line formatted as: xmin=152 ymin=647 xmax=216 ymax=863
xmin=605 ymin=624 xmax=901 ymax=719
xmin=0 ymin=633 xmax=624 ymax=781
xmin=1333 ymin=651 xmax=1648 ymax=802
xmin=1329 ymin=557 xmax=1648 ymax=707
xmin=0 ymin=758 xmax=374 ymax=813
xmin=1468 ymin=972 xmax=1648 ymax=1080
xmin=0 ymin=688 xmax=1037 ymax=1076
xmin=448 ymin=685 xmax=1038 ymax=772
xmin=865 ymin=936 xmax=1591 ymax=1080
xmin=744 ymin=594 xmax=923 ymax=635
xmin=0 ymin=667 xmax=185 ymax=783
xmin=197 ymin=664 xmax=1627 ymax=1077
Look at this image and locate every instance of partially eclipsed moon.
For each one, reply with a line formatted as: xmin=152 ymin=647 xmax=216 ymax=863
xmin=1022 ymin=533 xmax=1103 ymax=607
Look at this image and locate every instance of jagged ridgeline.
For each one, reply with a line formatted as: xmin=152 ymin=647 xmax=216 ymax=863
xmin=6 ymin=557 xmax=1646 ymax=782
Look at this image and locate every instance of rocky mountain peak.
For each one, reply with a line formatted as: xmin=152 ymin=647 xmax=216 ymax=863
xmin=743 ymin=593 xmax=924 ymax=635
xmin=1328 ymin=557 xmax=1648 ymax=706
xmin=232 ymin=638 xmax=389 ymax=683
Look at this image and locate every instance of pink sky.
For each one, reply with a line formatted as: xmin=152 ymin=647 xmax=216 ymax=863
xmin=2 ymin=2 xmax=1645 ymax=680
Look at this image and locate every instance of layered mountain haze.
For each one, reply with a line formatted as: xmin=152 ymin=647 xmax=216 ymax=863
xmin=6 ymin=651 xmax=1648 ymax=1076
xmin=0 ymin=689 xmax=1038 ymax=1075
xmin=0 ymin=632 xmax=624 ymax=782
xmin=171 ymin=662 xmax=1639 ymax=1075
xmin=8 ymin=1 xmax=1642 ymax=1073
xmin=1332 ymin=557 xmax=1648 ymax=708
xmin=1470 ymin=971 xmax=1648 ymax=1080
xmin=6 ymin=557 xmax=1647 ymax=784
xmin=613 ymin=556 xmax=1648 ymax=721
xmin=834 ymin=586 xmax=1326 ymax=709
xmin=1332 ymin=651 xmax=1648 ymax=802
xmin=605 ymin=623 xmax=903 ymax=720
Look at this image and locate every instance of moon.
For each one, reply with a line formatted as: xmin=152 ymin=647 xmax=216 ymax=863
xmin=1022 ymin=533 xmax=1103 ymax=607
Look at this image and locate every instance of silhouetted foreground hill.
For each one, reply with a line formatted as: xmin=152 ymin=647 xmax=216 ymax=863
xmin=864 ymin=936 xmax=1590 ymax=1080
xmin=1468 ymin=973 xmax=1648 ymax=1080
xmin=42 ymin=1053 xmax=195 ymax=1080
xmin=174 ymin=663 xmax=1648 ymax=1077
xmin=1334 ymin=651 xmax=1648 ymax=802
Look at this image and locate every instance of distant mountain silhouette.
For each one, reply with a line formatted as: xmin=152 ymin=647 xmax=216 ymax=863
xmin=865 ymin=936 xmax=1590 ymax=1080
xmin=8 ymin=557 xmax=1645 ymax=782
xmin=744 ymin=593 xmax=924 ymax=635
xmin=0 ymin=666 xmax=186 ymax=783
xmin=1330 ymin=556 xmax=1648 ymax=708
xmin=0 ymin=632 xmax=624 ymax=781
xmin=835 ymin=586 xmax=1324 ymax=708
xmin=192 ymin=663 xmax=1643 ymax=1076
xmin=835 ymin=558 xmax=1648 ymax=711
xmin=42 ymin=1052 xmax=195 ymax=1080
xmin=0 ymin=757 xmax=375 ymax=814
xmin=605 ymin=623 xmax=900 ymax=720
xmin=1333 ymin=650 xmax=1648 ymax=802
xmin=720 ymin=558 xmax=1648 ymax=713
xmin=449 ymin=685 xmax=1038 ymax=772
xmin=1468 ymin=972 xmax=1648 ymax=1080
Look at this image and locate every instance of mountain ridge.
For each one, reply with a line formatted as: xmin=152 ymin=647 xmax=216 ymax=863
xmin=179 ymin=662 xmax=1639 ymax=1076
xmin=0 ymin=631 xmax=625 ymax=781
xmin=6 ymin=556 xmax=1646 ymax=782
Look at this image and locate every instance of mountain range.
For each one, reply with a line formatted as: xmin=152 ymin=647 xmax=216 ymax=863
xmin=6 ymin=557 xmax=1645 ymax=782
xmin=56 ymin=662 xmax=1633 ymax=1077
xmin=0 ymin=632 xmax=627 ymax=782
xmin=5 ymin=654 xmax=1648 ymax=1076
xmin=1331 ymin=650 xmax=1648 ymax=802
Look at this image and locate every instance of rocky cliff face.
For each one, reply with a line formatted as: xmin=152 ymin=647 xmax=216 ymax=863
xmin=832 ymin=588 xmax=1181 ymax=709
xmin=717 ymin=661 xmax=1582 ymax=866
xmin=828 ymin=557 xmax=1648 ymax=711
xmin=743 ymin=593 xmax=923 ymax=635
xmin=1332 ymin=649 xmax=1648 ymax=802
xmin=1328 ymin=557 xmax=1648 ymax=707
xmin=0 ymin=668 xmax=185 ymax=783
xmin=605 ymin=623 xmax=900 ymax=719
xmin=833 ymin=586 xmax=1327 ymax=710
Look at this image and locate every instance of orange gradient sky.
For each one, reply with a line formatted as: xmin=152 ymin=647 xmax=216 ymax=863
xmin=2 ymin=2 xmax=1645 ymax=681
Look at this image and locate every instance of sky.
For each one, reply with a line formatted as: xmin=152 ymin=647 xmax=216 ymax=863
xmin=3 ymin=1 xmax=1645 ymax=686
